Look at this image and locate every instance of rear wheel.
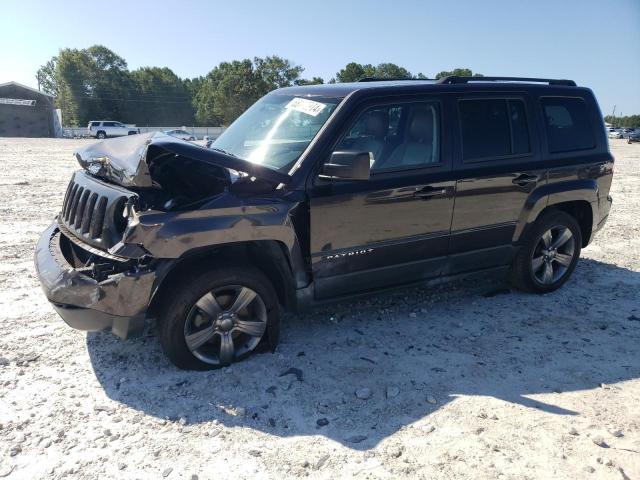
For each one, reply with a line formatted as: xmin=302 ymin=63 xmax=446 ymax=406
xmin=96 ymin=131 xmax=106 ymax=139
xmin=157 ymin=266 xmax=279 ymax=370
xmin=511 ymin=210 xmax=582 ymax=293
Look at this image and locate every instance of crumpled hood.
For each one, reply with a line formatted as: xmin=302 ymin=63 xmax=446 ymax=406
xmin=75 ymin=132 xmax=290 ymax=188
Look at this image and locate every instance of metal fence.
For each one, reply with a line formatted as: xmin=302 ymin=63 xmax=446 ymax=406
xmin=62 ymin=126 xmax=226 ymax=140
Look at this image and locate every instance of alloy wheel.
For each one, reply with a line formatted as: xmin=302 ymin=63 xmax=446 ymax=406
xmin=531 ymin=226 xmax=575 ymax=285
xmin=183 ymin=285 xmax=267 ymax=365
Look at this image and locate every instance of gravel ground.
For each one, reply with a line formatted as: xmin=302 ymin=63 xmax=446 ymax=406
xmin=0 ymin=138 xmax=639 ymax=480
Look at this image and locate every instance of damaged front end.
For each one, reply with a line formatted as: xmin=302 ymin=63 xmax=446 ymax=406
xmin=34 ymin=132 xmax=299 ymax=339
xmin=34 ymin=222 xmax=166 ymax=339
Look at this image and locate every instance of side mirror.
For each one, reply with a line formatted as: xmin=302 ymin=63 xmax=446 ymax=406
xmin=320 ymin=151 xmax=371 ymax=181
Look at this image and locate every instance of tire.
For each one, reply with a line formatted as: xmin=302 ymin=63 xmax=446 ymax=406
xmin=189 ymin=137 xmax=195 ymax=141
xmin=96 ymin=131 xmax=106 ymax=139
xmin=157 ymin=266 xmax=280 ymax=370
xmin=128 ymin=131 xmax=137 ymax=135
xmin=511 ymin=210 xmax=582 ymax=293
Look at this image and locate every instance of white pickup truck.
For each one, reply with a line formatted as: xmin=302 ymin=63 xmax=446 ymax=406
xmin=87 ymin=121 xmax=140 ymax=139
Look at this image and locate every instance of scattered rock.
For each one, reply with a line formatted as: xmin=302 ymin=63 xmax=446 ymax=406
xmin=248 ymin=449 xmax=261 ymax=457
xmin=94 ymin=405 xmax=115 ymax=414
xmin=569 ymin=427 xmax=579 ymax=436
xmin=421 ymin=424 xmax=436 ymax=434
xmin=0 ymin=465 xmax=15 ymax=478
xmin=355 ymin=388 xmax=372 ymax=400
xmin=627 ymin=314 xmax=640 ymax=322
xmin=162 ymin=467 xmax=173 ymax=477
xmin=118 ymin=463 xmax=126 ymax=470
xmin=278 ymin=367 xmax=303 ymax=382
xmin=426 ymin=395 xmax=437 ymax=405
xmin=611 ymin=429 xmax=624 ymax=438
xmin=346 ymin=434 xmax=367 ymax=444
xmin=265 ymin=386 xmax=277 ymax=396
xmin=315 ymin=454 xmax=330 ymax=469
xmin=386 ymin=445 xmax=404 ymax=458
xmin=592 ymin=436 xmax=610 ymax=448
xmin=9 ymin=445 xmax=21 ymax=456
xmin=316 ymin=418 xmax=329 ymax=427
xmin=386 ymin=386 xmax=400 ymax=398
xmin=584 ymin=466 xmax=596 ymax=474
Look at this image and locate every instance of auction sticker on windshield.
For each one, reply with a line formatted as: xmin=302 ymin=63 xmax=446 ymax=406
xmin=286 ymin=97 xmax=327 ymax=117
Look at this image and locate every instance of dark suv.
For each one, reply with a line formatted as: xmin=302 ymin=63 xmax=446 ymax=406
xmin=35 ymin=76 xmax=613 ymax=370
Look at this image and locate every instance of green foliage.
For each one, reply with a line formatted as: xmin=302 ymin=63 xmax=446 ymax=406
xmin=37 ymin=47 xmax=487 ymax=127
xmin=129 ymin=67 xmax=194 ymax=126
xmin=295 ymin=76 xmax=324 ymax=86
xmin=434 ymin=68 xmax=484 ymax=79
xmin=195 ymin=56 xmax=304 ymax=125
xmin=604 ymin=115 xmax=640 ymax=128
xmin=335 ymin=62 xmax=425 ymax=82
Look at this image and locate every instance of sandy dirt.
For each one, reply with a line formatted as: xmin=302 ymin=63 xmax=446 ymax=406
xmin=0 ymin=138 xmax=638 ymax=479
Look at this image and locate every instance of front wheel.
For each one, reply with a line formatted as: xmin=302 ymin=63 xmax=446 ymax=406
xmin=96 ymin=131 xmax=106 ymax=139
xmin=511 ymin=210 xmax=582 ymax=293
xmin=157 ymin=266 xmax=280 ymax=370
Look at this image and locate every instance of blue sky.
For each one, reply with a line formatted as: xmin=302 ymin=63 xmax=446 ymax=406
xmin=1 ymin=0 xmax=639 ymax=115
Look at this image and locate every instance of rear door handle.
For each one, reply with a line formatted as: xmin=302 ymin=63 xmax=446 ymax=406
xmin=512 ymin=174 xmax=538 ymax=186
xmin=413 ymin=186 xmax=448 ymax=199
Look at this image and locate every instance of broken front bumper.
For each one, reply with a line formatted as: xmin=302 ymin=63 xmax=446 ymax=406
xmin=34 ymin=222 xmax=157 ymax=339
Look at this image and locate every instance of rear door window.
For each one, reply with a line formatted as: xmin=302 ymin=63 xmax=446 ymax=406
xmin=541 ymin=97 xmax=595 ymax=153
xmin=458 ymin=98 xmax=531 ymax=161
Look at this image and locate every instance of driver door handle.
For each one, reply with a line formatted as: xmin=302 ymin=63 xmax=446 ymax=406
xmin=512 ymin=174 xmax=538 ymax=186
xmin=413 ymin=186 xmax=449 ymax=199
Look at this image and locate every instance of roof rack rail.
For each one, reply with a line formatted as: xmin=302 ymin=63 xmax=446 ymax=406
xmin=357 ymin=77 xmax=432 ymax=82
xmin=437 ymin=76 xmax=577 ymax=87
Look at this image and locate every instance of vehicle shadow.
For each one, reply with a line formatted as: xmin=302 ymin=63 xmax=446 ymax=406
xmin=86 ymin=258 xmax=640 ymax=449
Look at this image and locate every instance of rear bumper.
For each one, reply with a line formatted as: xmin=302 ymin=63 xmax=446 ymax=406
xmin=34 ymin=222 xmax=156 ymax=339
xmin=591 ymin=194 xmax=612 ymax=241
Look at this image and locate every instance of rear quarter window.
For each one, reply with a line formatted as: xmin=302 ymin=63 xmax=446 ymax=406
xmin=458 ymin=98 xmax=531 ymax=161
xmin=541 ymin=97 xmax=595 ymax=153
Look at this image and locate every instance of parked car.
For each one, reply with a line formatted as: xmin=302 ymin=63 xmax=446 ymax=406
xmin=628 ymin=129 xmax=640 ymax=143
xmin=622 ymin=128 xmax=637 ymax=139
xmin=87 ymin=121 xmax=139 ymax=139
xmin=608 ymin=129 xmax=623 ymax=139
xmin=36 ymin=76 xmax=613 ymax=370
xmin=164 ymin=129 xmax=196 ymax=141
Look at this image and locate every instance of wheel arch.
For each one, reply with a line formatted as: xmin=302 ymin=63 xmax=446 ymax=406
xmin=147 ymin=240 xmax=298 ymax=319
xmin=514 ymin=180 xmax=598 ymax=247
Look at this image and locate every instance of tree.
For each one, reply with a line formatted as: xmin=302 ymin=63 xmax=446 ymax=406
xmin=604 ymin=114 xmax=640 ymax=128
xmin=335 ymin=62 xmax=425 ymax=82
xmin=130 ymin=67 xmax=194 ymax=126
xmin=193 ymin=56 xmax=305 ymax=125
xmin=295 ymin=77 xmax=324 ymax=85
xmin=254 ymin=55 xmax=303 ymax=89
xmin=434 ymin=68 xmax=483 ymax=79
xmin=36 ymin=59 xmax=58 ymax=96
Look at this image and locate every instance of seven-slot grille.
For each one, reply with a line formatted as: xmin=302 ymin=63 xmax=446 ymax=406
xmin=59 ymin=171 xmax=131 ymax=250
xmin=62 ymin=181 xmax=108 ymax=240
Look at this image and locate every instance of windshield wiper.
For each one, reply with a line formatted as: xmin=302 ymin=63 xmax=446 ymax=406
xmin=210 ymin=147 xmax=239 ymax=158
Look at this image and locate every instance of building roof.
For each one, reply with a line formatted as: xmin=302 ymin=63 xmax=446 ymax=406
xmin=0 ymin=81 xmax=55 ymax=98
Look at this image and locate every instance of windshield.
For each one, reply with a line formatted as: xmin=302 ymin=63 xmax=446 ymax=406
xmin=211 ymin=94 xmax=341 ymax=172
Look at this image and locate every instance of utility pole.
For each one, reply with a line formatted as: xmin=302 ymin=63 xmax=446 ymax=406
xmin=611 ymin=105 xmax=616 ymax=128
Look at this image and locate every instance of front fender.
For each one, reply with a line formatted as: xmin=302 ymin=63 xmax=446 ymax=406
xmin=513 ymin=179 xmax=598 ymax=243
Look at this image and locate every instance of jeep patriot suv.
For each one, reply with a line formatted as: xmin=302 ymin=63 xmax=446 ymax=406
xmin=35 ymin=76 xmax=613 ymax=370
